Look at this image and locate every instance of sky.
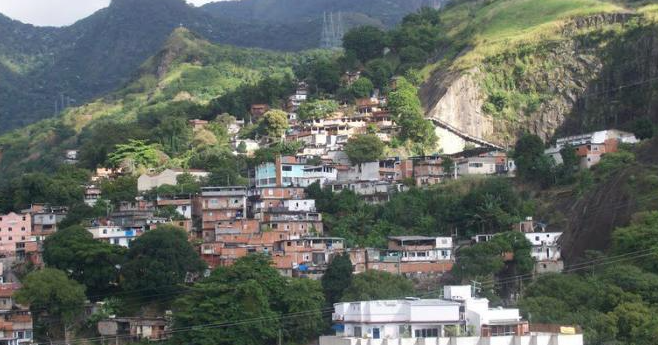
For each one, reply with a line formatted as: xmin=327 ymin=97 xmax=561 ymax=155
xmin=0 ymin=0 xmax=220 ymax=27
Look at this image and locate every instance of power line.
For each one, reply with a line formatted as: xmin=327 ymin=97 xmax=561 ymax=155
xmin=28 ymin=246 xmax=658 ymax=345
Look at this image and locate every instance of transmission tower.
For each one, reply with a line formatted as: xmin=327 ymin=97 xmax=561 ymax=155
xmin=320 ymin=11 xmax=345 ymax=49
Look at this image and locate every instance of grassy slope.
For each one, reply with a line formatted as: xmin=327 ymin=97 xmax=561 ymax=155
xmin=438 ymin=0 xmax=624 ymax=68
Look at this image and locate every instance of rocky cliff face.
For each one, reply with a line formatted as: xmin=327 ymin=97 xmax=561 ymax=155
xmin=421 ymin=13 xmax=647 ymax=149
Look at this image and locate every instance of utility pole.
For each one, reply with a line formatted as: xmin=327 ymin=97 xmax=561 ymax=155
xmin=277 ymin=328 xmax=282 ymax=345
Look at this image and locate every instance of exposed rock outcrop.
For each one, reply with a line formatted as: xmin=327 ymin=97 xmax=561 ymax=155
xmin=421 ymin=13 xmax=643 ymax=149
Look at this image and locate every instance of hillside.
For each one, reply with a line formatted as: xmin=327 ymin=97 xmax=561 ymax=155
xmin=0 ymin=27 xmax=315 ymax=180
xmin=419 ymin=0 xmax=658 ymax=151
xmin=0 ymin=0 xmax=426 ymax=133
xmin=201 ymin=0 xmax=434 ymax=27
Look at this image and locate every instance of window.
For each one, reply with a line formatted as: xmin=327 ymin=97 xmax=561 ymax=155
xmin=469 ymin=162 xmax=484 ymax=168
xmin=21 ymin=227 xmax=25 ymax=231
xmin=8 ymin=237 xmax=12 ymax=241
xmin=7 ymin=228 xmax=11 ymax=232
xmin=353 ymin=327 xmax=362 ymax=337
xmin=103 ymin=229 xmax=108 ymax=234
xmin=282 ymin=165 xmax=293 ymax=172
xmin=414 ymin=328 xmax=439 ymax=338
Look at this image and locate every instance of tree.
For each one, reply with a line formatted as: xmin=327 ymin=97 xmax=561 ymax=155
xmin=260 ymin=109 xmax=289 ymax=139
xmin=350 ymin=77 xmax=375 ymax=99
xmin=297 ymin=100 xmax=339 ymax=120
xmin=513 ymin=133 xmax=554 ymax=187
xmin=172 ymin=255 xmax=324 ymax=345
xmin=100 ymin=175 xmax=138 ymax=204
xmin=387 ymin=77 xmax=437 ymax=152
xmin=107 ymin=139 xmax=163 ymax=171
xmin=152 ymin=116 xmax=193 ymax=156
xmin=15 ymin=268 xmax=86 ymax=342
xmin=632 ymin=117 xmax=655 ymax=140
xmin=453 ymin=231 xmax=532 ymax=282
xmin=363 ymin=58 xmax=394 ymax=89
xmin=442 ymin=157 xmax=455 ymax=177
xmin=321 ymin=252 xmax=354 ymax=305
xmin=341 ymin=271 xmax=414 ymax=302
xmin=344 ymin=134 xmax=385 ymax=165
xmin=121 ymin=225 xmax=205 ymax=299
xmin=307 ymin=58 xmax=341 ymax=94
xmin=612 ymin=211 xmax=658 ymax=273
xmin=342 ymin=26 xmax=387 ymax=63
xmin=43 ymin=225 xmax=126 ymax=297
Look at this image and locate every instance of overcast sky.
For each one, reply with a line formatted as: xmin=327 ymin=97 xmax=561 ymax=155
xmin=0 ymin=0 xmax=220 ymax=27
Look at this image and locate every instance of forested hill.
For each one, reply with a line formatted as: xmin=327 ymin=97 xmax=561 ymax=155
xmin=0 ymin=0 xmax=422 ymax=133
xmin=200 ymin=0 xmax=433 ymax=27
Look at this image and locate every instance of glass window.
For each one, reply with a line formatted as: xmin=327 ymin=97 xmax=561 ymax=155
xmin=282 ymin=165 xmax=293 ymax=172
xmin=353 ymin=327 xmax=362 ymax=337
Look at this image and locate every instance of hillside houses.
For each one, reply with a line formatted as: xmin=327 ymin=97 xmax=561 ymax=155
xmin=545 ymin=129 xmax=638 ymax=169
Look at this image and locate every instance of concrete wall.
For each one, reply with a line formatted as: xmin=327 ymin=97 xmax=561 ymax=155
xmin=319 ymin=335 xmax=583 ymax=345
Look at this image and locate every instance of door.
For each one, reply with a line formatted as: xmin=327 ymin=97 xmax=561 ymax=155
xmin=372 ymin=328 xmax=380 ymax=339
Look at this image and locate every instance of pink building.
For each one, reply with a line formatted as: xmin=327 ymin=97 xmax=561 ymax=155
xmin=0 ymin=213 xmax=31 ymax=255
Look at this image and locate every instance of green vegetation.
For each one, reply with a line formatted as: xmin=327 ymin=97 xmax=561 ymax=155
xmin=308 ymin=178 xmax=533 ymax=248
xmin=297 ymin=99 xmax=339 ymax=120
xmin=15 ymin=268 xmax=87 ymax=341
xmin=341 ymin=271 xmax=415 ymax=302
xmin=344 ymin=134 xmax=385 ymax=165
xmin=43 ymin=226 xmax=126 ymax=298
xmin=171 ymin=254 xmax=325 ymax=345
xmin=121 ymin=225 xmax=206 ymax=299
xmin=321 ymin=252 xmax=354 ymax=305
xmin=259 ymin=109 xmax=290 ymax=139
xmin=454 ymin=231 xmax=533 ymax=282
xmin=520 ymin=210 xmax=658 ymax=344
xmin=388 ymin=77 xmax=437 ymax=154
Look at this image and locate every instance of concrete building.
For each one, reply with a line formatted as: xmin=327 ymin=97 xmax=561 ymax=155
xmin=84 ymin=185 xmax=102 ymax=207
xmin=137 ymin=169 xmax=209 ymax=192
xmin=388 ymin=236 xmax=453 ymax=262
xmin=98 ymin=317 xmax=168 ymax=344
xmin=156 ymin=196 xmax=193 ymax=219
xmin=87 ymin=226 xmax=139 ymax=247
xmin=26 ymin=205 xmax=67 ymax=239
xmin=325 ymin=285 xmax=582 ymax=345
xmin=194 ymin=186 xmax=248 ymax=233
xmin=0 ymin=213 xmax=31 ymax=255
xmin=255 ymin=157 xmax=307 ymax=188
xmin=548 ymin=129 xmax=639 ymax=169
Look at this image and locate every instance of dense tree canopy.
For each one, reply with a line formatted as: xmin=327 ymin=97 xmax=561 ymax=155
xmin=344 ymin=134 xmax=385 ymax=165
xmin=297 ymin=100 xmax=339 ymax=120
xmin=322 ymin=252 xmax=354 ymax=305
xmin=15 ymin=268 xmax=86 ymax=327
xmin=172 ymin=255 xmax=324 ymax=345
xmin=350 ymin=77 xmax=375 ymax=99
xmin=341 ymin=271 xmax=414 ymax=302
xmin=260 ymin=109 xmax=289 ymax=139
xmin=121 ymin=225 xmax=206 ymax=299
xmin=43 ymin=225 xmax=126 ymax=298
xmin=342 ymin=26 xmax=387 ymax=63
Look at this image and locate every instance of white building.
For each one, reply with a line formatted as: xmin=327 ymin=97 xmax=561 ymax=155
xmin=283 ymin=199 xmax=316 ymax=212
xmin=326 ymin=285 xmax=583 ymax=345
xmin=87 ymin=226 xmax=138 ymax=247
xmin=554 ymin=129 xmax=638 ymax=149
xmin=300 ymin=165 xmax=338 ymax=187
xmin=524 ymin=231 xmax=564 ymax=273
xmin=331 ymin=286 xmax=528 ymax=339
xmin=137 ymin=169 xmax=210 ymax=192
